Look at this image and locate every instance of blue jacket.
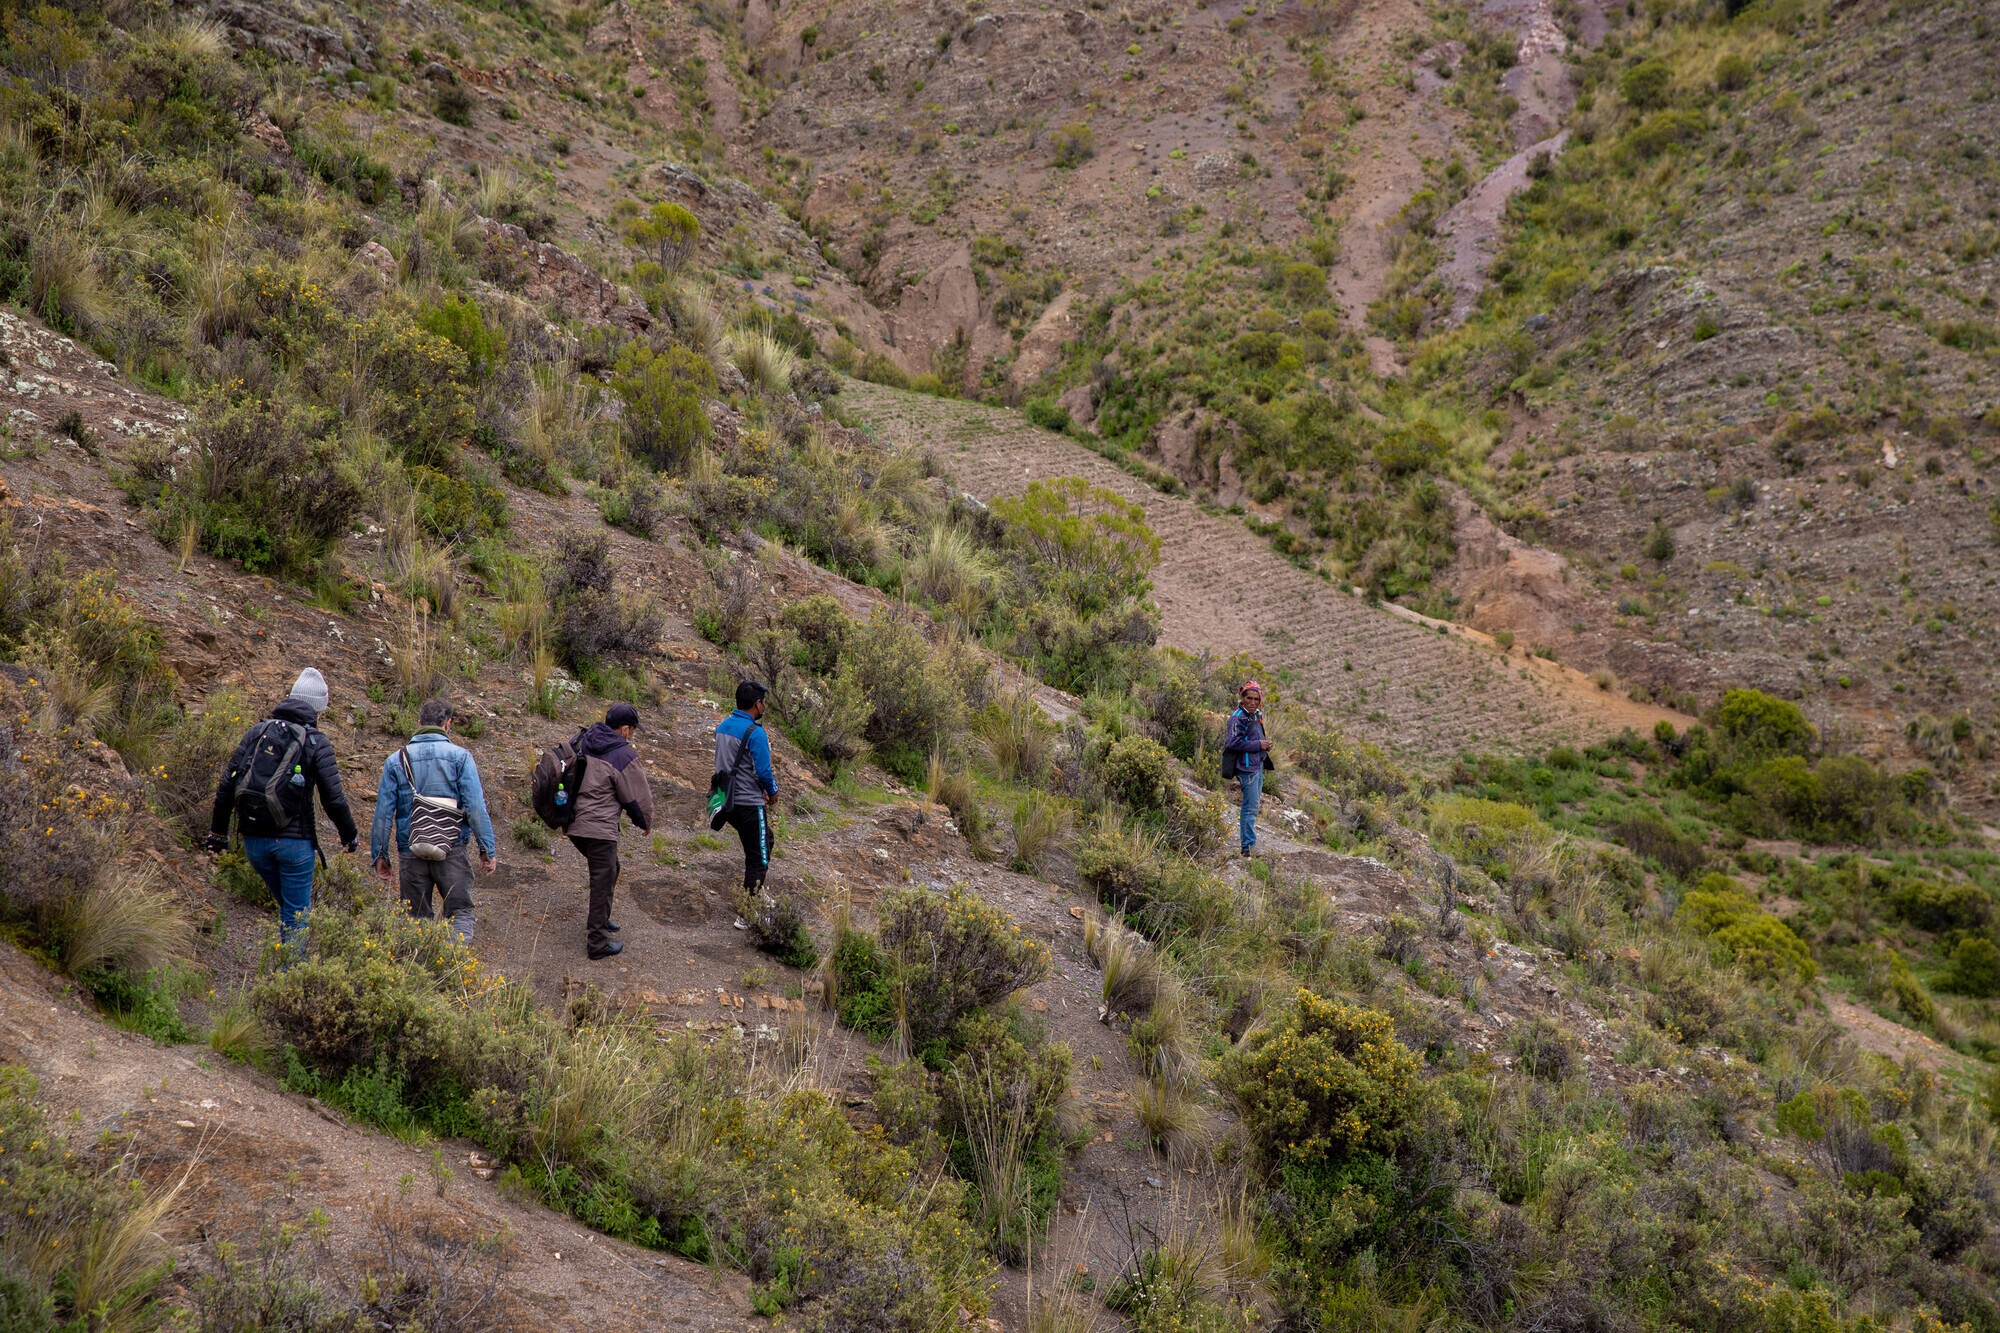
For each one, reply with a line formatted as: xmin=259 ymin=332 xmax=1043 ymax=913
xmin=370 ymin=729 xmax=496 ymax=860
xmin=1221 ymin=708 xmax=1274 ymax=777
xmin=714 ymin=710 xmax=778 ymax=807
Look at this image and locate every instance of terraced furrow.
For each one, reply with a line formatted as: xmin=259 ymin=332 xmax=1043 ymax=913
xmin=846 ymin=382 xmax=1681 ymax=762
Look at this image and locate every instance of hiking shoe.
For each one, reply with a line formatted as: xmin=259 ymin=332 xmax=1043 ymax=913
xmin=607 ymin=921 xmax=620 ymax=932
xmin=588 ymin=941 xmax=625 ymax=960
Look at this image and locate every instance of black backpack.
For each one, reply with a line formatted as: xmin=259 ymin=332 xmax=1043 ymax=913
xmin=230 ymin=720 xmax=311 ymax=827
xmin=530 ymin=728 xmax=589 ymax=830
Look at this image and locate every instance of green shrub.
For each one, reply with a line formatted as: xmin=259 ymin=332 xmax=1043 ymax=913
xmin=858 ymin=351 xmax=911 ymax=389
xmin=846 ymin=611 xmax=968 ymax=772
xmin=1674 ymin=874 xmax=1814 ymax=981
xmin=147 ymin=690 xmax=246 ymax=844
xmin=1944 ymin=937 xmax=2000 ymax=998
xmin=1050 ymin=122 xmax=1094 ymax=168
xmin=1293 ymin=726 xmax=1409 ymax=796
xmin=1078 ymin=820 xmax=1158 ymax=905
xmin=434 ymin=83 xmax=474 ymax=125
xmin=990 ymin=477 xmax=1161 ymax=616
xmin=1163 ymin=789 xmax=1228 ymax=860
xmin=742 ymin=886 xmax=819 ymax=970
xmin=1716 ymin=688 xmax=1816 ymax=756
xmin=621 ymin=201 xmax=701 ymax=271
xmin=416 ymin=294 xmax=506 ymax=379
xmin=1223 ymin=990 xmax=1446 ymax=1169
xmin=1619 ymin=58 xmax=1673 ymax=109
xmin=832 ymin=926 xmax=896 ymax=1040
xmin=1145 ymin=668 xmax=1212 ymax=763
xmin=597 ymin=474 xmax=668 ymax=539
xmin=409 ymin=461 xmax=507 ymax=545
xmin=130 ymin=391 xmax=367 ymax=579
xmin=869 ymin=1057 xmax=940 ymax=1149
xmin=1512 ymin=1017 xmax=1581 ymax=1081
xmin=1613 ymin=813 xmax=1708 ymax=880
xmin=1022 ymin=397 xmax=1072 ymax=433
xmin=780 ymin=596 xmax=850 ymax=676
xmin=1890 ymin=880 xmax=1991 ymax=932
xmin=612 ymin=341 xmax=715 ymax=474
xmin=878 ymin=884 xmax=1050 ymax=1061
xmin=1429 ymin=796 xmax=1544 ymax=866
xmin=1102 ymin=735 xmax=1179 ymax=813
xmin=252 ymin=897 xmax=538 ymax=1112
xmin=1015 ymin=600 xmax=1159 ymax=695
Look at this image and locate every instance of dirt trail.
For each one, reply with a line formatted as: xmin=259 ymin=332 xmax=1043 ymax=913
xmin=845 ymin=382 xmax=1683 ymax=761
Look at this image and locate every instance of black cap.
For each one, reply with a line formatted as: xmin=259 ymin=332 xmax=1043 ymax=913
xmin=605 ymin=702 xmax=643 ymax=731
xmin=735 ymin=680 xmax=768 ymax=710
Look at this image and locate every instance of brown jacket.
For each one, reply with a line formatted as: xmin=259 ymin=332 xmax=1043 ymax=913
xmin=567 ymin=722 xmax=654 ymax=841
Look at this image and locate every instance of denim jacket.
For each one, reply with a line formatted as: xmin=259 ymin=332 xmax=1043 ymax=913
xmin=369 ymin=729 xmax=496 ymax=860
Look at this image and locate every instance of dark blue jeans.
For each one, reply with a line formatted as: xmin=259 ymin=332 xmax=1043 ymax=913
xmin=243 ymin=836 xmax=316 ymax=948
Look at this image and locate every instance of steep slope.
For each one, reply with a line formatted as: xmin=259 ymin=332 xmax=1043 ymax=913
xmin=0 ymin=943 xmax=753 ymax=1333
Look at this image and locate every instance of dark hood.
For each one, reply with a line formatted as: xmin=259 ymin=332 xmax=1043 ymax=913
xmin=581 ymin=722 xmax=635 ymax=768
xmin=271 ymin=696 xmax=319 ymax=728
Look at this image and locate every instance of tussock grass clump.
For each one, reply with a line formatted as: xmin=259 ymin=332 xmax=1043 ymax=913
xmin=978 ymin=689 xmax=1054 ymax=783
xmin=206 ymin=991 xmax=269 ymax=1066
xmin=60 ymin=869 xmax=190 ymax=981
xmin=1010 ymin=788 xmax=1071 ymax=873
xmin=908 ymin=524 xmax=1002 ymax=623
xmin=1087 ymin=914 xmax=1162 ymax=1016
xmin=730 ymin=325 xmax=799 ymax=397
xmin=1132 ymin=1074 xmax=1213 ymax=1169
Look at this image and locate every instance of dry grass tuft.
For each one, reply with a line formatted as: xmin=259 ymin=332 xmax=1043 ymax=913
xmin=68 ymin=1177 xmax=186 ymax=1330
xmin=731 ymin=325 xmax=798 ymax=397
xmin=60 ymin=868 xmax=190 ymax=980
xmin=907 ymin=525 xmax=1002 ymax=622
xmin=1132 ymin=1074 xmax=1213 ymax=1169
xmin=1011 ymin=789 xmax=1072 ymax=873
xmin=1088 ymin=916 xmax=1162 ymax=1016
xmin=951 ymin=1062 xmax=1039 ymax=1261
xmin=524 ymin=1025 xmax=660 ymax=1176
xmin=28 ymin=224 xmax=106 ymax=331
xmin=979 ymin=689 xmax=1054 ymax=782
xmin=207 ymin=991 xmax=269 ymax=1066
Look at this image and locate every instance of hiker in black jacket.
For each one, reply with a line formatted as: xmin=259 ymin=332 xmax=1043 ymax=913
xmin=205 ymin=667 xmax=359 ymax=947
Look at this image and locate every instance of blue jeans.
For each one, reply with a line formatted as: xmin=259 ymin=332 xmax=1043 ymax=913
xmin=243 ymin=836 xmax=316 ymax=948
xmin=1238 ymin=767 xmax=1263 ymax=854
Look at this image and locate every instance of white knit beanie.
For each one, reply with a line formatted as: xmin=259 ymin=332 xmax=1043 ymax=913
xmin=290 ymin=666 xmax=329 ymax=714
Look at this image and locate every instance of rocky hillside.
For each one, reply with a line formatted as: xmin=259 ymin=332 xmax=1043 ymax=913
xmin=4 ymin=0 xmax=2000 ymax=1332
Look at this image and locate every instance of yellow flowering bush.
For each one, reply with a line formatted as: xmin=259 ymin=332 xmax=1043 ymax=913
xmin=1223 ymin=989 xmax=1446 ymax=1168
